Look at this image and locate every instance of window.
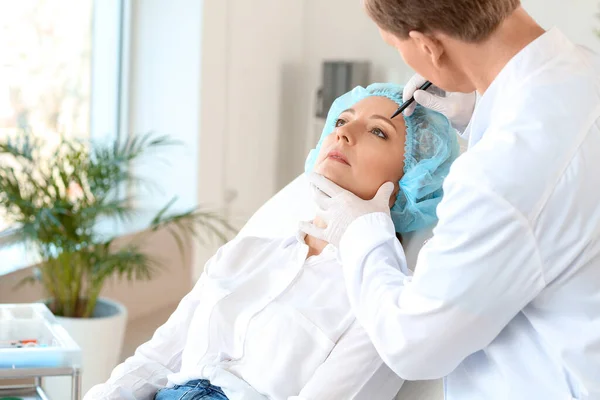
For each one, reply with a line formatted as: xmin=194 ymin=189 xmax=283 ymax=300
xmin=0 ymin=1 xmax=93 ymax=141
xmin=0 ymin=0 xmax=128 ymax=272
xmin=0 ymin=0 xmax=127 ymax=230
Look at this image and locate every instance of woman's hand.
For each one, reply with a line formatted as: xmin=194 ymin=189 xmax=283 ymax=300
xmin=299 ymin=173 xmax=395 ymax=247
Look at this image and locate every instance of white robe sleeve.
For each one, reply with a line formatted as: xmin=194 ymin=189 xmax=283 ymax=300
xmin=83 ymin=243 xmax=231 ymax=400
xmin=339 ymin=181 xmax=546 ymax=381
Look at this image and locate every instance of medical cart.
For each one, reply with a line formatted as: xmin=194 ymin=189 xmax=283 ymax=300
xmin=0 ymin=304 xmax=82 ymax=400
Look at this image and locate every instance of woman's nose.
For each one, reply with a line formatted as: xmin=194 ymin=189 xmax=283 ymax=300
xmin=336 ymin=125 xmax=355 ymax=144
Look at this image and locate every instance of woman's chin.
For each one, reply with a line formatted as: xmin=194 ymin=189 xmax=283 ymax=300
xmin=316 ymin=165 xmax=341 ymax=182
xmin=314 ymin=165 xmax=375 ymax=201
xmin=315 ymin=165 xmax=353 ymax=193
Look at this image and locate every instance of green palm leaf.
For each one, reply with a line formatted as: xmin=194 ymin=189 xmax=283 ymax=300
xmin=0 ymin=132 xmax=236 ymax=318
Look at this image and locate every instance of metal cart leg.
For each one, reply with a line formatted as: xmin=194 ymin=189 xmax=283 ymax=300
xmin=72 ymin=368 xmax=82 ymax=400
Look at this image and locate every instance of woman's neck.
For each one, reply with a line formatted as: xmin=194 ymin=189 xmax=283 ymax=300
xmin=304 ymin=216 xmax=329 ymax=258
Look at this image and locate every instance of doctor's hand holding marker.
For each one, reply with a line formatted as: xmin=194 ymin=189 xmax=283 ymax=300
xmin=308 ymin=0 xmax=600 ymax=399
xmin=401 ymin=74 xmax=476 ymax=134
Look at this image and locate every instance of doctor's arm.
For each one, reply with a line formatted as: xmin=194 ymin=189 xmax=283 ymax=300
xmin=83 ymin=245 xmax=229 ymax=400
xmin=288 ymin=320 xmax=404 ymax=400
xmin=339 ymin=181 xmax=546 ymax=381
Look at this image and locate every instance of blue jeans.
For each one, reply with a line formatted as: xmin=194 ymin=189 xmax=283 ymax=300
xmin=154 ymin=380 xmax=229 ymax=400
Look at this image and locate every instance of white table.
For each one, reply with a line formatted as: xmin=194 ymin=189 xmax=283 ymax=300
xmin=0 ymin=366 xmax=82 ymax=400
xmin=0 ymin=304 xmax=82 ymax=400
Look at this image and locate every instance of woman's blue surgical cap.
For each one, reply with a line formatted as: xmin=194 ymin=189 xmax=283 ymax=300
xmin=305 ymin=83 xmax=460 ymax=233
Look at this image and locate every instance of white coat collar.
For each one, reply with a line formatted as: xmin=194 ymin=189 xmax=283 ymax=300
xmin=464 ymin=28 xmax=575 ymax=148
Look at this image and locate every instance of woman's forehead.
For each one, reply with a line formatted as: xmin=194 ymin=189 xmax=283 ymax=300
xmin=352 ymin=95 xmax=399 ymax=111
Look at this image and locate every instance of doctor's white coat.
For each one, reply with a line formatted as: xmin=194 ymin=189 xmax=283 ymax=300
xmin=340 ymin=28 xmax=600 ymax=399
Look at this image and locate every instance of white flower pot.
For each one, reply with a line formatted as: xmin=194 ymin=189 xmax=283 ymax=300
xmin=43 ymin=298 xmax=128 ymax=399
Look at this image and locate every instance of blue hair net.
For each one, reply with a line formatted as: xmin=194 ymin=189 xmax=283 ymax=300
xmin=305 ymin=83 xmax=459 ymax=233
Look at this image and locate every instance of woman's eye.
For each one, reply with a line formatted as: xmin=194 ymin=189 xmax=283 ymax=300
xmin=371 ymin=128 xmax=387 ymax=139
xmin=335 ymin=118 xmax=346 ymax=128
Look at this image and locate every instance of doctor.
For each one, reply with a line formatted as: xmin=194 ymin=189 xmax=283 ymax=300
xmin=302 ymin=0 xmax=600 ymax=398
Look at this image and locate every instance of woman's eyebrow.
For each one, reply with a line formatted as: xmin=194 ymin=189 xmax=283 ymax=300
xmin=341 ymin=108 xmax=356 ymax=115
xmin=371 ymin=115 xmax=393 ymax=124
xmin=370 ymin=114 xmax=401 ymax=134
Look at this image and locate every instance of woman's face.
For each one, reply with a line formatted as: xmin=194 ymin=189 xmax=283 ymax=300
xmin=315 ymin=96 xmax=406 ymax=204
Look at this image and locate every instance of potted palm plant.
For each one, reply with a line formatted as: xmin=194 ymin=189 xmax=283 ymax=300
xmin=0 ymin=132 xmax=234 ymax=394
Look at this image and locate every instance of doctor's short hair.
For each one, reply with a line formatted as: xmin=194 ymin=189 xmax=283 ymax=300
xmin=363 ymin=0 xmax=521 ymax=43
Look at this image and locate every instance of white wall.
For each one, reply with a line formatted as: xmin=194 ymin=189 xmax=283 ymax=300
xmin=199 ymin=0 xmax=306 ymax=227
xmin=195 ymin=0 xmax=307 ymax=277
xmin=223 ymin=1 xmax=306 ymax=222
xmin=301 ymin=1 xmax=414 ymax=111
xmin=524 ymin=0 xmax=599 ymax=51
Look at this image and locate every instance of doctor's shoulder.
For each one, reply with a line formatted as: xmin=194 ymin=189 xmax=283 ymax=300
xmin=441 ymin=132 xmax=553 ymax=224
xmin=202 ymin=235 xmax=290 ymax=280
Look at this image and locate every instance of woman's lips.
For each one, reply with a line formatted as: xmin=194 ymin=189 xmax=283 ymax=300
xmin=326 ymin=150 xmax=350 ymax=166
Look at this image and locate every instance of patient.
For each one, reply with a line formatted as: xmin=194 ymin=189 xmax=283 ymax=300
xmin=84 ymin=84 xmax=458 ymax=400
